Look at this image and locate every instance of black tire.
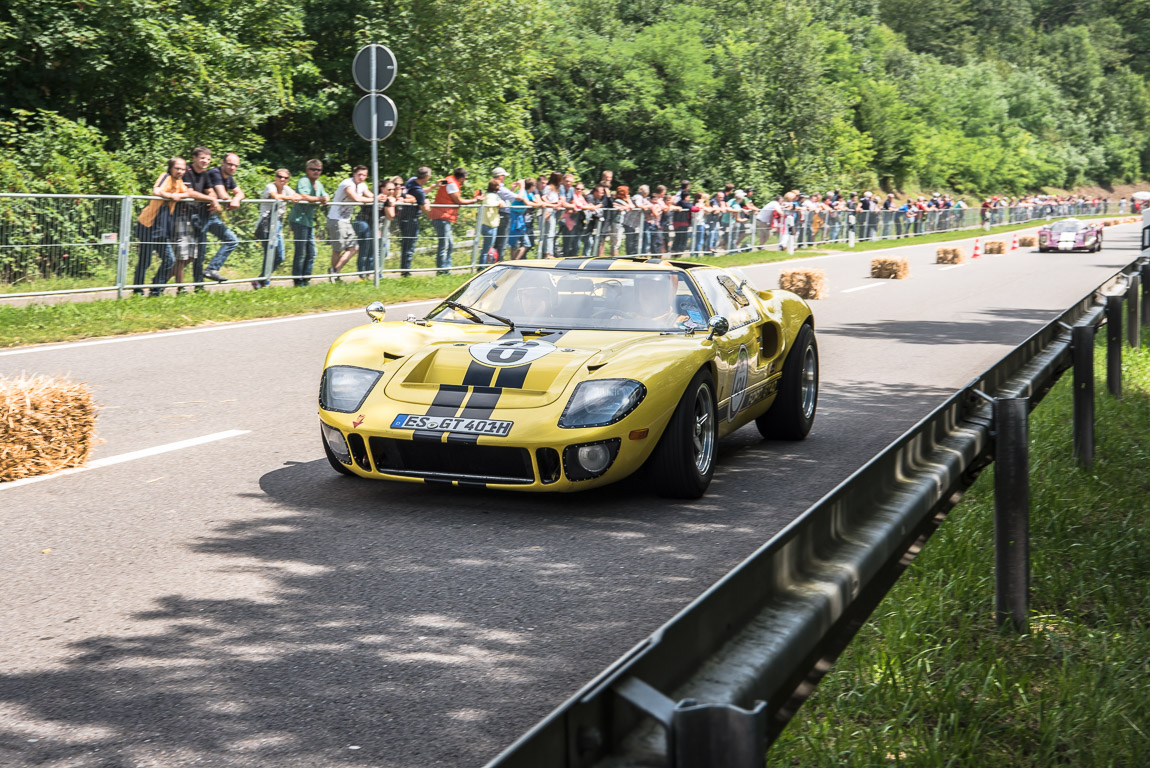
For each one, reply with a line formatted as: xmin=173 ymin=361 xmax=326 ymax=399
xmin=757 ymin=323 xmax=818 ymax=440
xmin=647 ymin=368 xmax=717 ymax=499
xmin=322 ymin=428 xmax=357 ymax=477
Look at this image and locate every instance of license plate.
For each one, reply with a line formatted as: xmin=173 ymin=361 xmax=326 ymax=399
xmin=391 ymin=414 xmax=513 ymax=437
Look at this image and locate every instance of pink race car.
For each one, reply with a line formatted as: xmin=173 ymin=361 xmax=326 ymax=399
xmin=1037 ymin=219 xmax=1103 ymax=252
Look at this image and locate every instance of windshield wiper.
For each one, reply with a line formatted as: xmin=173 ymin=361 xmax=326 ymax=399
xmin=443 ymin=300 xmax=515 ymax=330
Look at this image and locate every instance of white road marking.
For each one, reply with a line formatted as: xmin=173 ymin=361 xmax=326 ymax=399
xmin=939 ymin=264 xmax=967 ymax=271
xmin=0 ymin=430 xmax=250 ymax=490
xmin=0 ymin=299 xmax=441 ymax=358
xmin=841 ymin=283 xmax=889 ymax=294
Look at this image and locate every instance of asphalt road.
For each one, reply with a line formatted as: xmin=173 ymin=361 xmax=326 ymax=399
xmin=1 ymin=223 xmax=1140 ymax=768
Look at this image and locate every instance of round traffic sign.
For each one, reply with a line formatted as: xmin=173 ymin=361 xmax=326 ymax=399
xmin=353 ymin=44 xmax=397 ymax=92
xmin=352 ymin=94 xmax=398 ymax=142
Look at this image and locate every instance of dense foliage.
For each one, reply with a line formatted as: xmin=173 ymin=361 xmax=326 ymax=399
xmin=0 ymin=0 xmax=1145 ymax=195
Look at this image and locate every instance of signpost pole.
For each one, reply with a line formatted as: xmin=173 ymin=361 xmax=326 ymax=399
xmin=370 ymin=43 xmax=381 ymax=288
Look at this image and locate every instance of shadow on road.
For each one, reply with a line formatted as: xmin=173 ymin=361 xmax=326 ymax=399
xmin=821 ymin=306 xmax=1071 ymax=346
xmin=0 ymin=378 xmax=958 ymax=768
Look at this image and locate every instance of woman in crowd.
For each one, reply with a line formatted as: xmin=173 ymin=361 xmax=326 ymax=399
xmin=479 ymin=181 xmax=504 ymax=263
xmin=134 ymin=156 xmax=189 ymax=296
xmin=253 ymin=168 xmax=303 ymax=288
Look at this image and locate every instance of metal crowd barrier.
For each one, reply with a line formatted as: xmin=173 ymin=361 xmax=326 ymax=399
xmin=485 ymin=242 xmax=1145 ymax=768
xmin=0 ymin=193 xmax=1117 ymax=299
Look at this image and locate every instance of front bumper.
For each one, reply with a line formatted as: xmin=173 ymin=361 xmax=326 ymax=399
xmin=319 ymin=410 xmax=663 ymax=492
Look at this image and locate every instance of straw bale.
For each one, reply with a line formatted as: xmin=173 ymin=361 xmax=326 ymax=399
xmin=984 ymin=240 xmax=1005 ymax=254
xmin=935 ymin=247 xmax=965 ymax=264
xmin=778 ymin=269 xmax=827 ymax=300
xmin=1 ymin=375 xmax=97 ymax=482
xmin=870 ymin=257 xmax=909 ymax=279
xmin=1019 ymin=236 xmax=1036 ymax=247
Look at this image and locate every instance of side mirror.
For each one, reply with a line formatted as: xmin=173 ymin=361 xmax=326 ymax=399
xmin=366 ymin=301 xmax=386 ymax=323
xmin=707 ymin=315 xmax=729 ymax=340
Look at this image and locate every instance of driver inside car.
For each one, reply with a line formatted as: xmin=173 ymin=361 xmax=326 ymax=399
xmin=513 ymin=272 xmax=556 ymax=320
xmin=636 ymin=274 xmax=704 ymax=329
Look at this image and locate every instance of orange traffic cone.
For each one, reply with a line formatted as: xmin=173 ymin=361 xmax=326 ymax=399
xmin=972 ymin=238 xmax=981 ymax=258
xmin=1010 ymin=231 xmax=1019 ymax=251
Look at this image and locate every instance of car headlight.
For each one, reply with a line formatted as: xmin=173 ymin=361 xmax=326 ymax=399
xmin=320 ymin=366 xmax=383 ymax=413
xmin=559 ymin=379 xmax=646 ymax=428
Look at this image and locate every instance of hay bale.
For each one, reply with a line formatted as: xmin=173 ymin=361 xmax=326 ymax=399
xmin=936 ymin=247 xmax=965 ymax=264
xmin=1019 ymin=235 xmax=1036 ymax=247
xmin=984 ymin=240 xmax=1006 ymax=254
xmin=870 ymin=257 xmax=909 ymax=279
xmin=778 ymin=268 xmax=827 ymax=300
xmin=1 ymin=375 xmax=97 ymax=482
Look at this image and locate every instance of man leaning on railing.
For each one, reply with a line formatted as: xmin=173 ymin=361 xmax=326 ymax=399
xmin=288 ymin=159 xmax=328 ymax=287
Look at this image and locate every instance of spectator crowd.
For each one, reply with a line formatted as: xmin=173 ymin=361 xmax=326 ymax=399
xmin=129 ymin=149 xmax=1121 ymax=295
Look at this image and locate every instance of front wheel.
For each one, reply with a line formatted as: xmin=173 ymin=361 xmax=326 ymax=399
xmin=757 ymin=323 xmax=818 ymax=440
xmin=647 ymin=369 xmax=717 ymax=499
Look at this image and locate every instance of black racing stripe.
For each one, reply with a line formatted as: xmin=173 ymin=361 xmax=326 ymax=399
xmin=413 ymin=384 xmax=469 ymax=441
xmin=451 ymin=386 xmax=506 ymax=446
xmin=555 ymin=258 xmax=590 ymax=270
xmin=463 ymin=360 xmax=496 ymax=387
xmin=426 ymin=384 xmax=469 ymax=415
xmin=461 ymin=386 xmax=503 ymax=418
xmin=581 ymin=258 xmax=617 ymax=271
xmin=495 ymin=365 xmax=531 ymax=389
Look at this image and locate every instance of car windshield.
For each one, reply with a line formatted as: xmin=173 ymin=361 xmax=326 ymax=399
xmin=1050 ymin=220 xmax=1083 ymax=233
xmin=427 ymin=265 xmax=710 ymax=332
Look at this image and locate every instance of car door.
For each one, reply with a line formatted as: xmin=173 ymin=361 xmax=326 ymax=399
xmin=688 ymin=268 xmax=763 ymax=432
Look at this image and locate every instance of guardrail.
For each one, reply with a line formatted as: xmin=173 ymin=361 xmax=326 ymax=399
xmin=0 ymin=194 xmax=1117 ymax=300
xmin=485 ymin=244 xmax=1148 ymax=767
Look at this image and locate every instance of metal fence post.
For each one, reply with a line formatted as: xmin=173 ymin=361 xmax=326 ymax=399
xmin=994 ymin=396 xmax=1029 ymax=634
xmin=1072 ymin=323 xmax=1095 ymax=465
xmin=1127 ymin=273 xmax=1141 ymax=349
xmin=262 ymin=201 xmax=281 ymax=285
xmin=471 ymin=204 xmax=485 ymax=267
xmin=115 ymin=195 xmax=133 ymax=299
xmin=1106 ymin=293 xmax=1123 ymax=397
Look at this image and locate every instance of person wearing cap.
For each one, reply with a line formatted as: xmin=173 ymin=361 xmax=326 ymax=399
xmin=727 ymin=189 xmax=750 ymax=252
xmin=398 ymin=166 xmax=432 ymax=277
xmin=490 ymin=167 xmax=521 ymax=260
xmin=857 ymin=190 xmax=874 ymax=241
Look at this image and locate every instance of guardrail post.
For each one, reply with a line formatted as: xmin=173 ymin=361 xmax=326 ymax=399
xmin=1106 ymin=293 xmax=1123 ymax=397
xmin=612 ymin=677 xmax=768 ymax=768
xmin=1072 ymin=324 xmax=1095 ymax=466
xmin=994 ymin=397 xmax=1030 ymax=633
xmin=115 ymin=195 xmax=133 ymax=299
xmin=1141 ymin=260 xmax=1150 ymax=326
xmin=1128 ymin=273 xmax=1141 ymax=348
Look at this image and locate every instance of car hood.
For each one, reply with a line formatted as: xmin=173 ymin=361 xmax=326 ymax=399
xmin=382 ymin=328 xmax=662 ymax=408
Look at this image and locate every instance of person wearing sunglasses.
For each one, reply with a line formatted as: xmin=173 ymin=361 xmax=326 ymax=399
xmin=252 ymin=169 xmax=303 ymax=289
xmin=288 ymin=161 xmax=329 ymax=286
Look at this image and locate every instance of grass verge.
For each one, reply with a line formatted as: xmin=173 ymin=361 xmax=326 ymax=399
xmin=0 ymin=248 xmax=830 ymax=348
xmin=771 ymin=337 xmax=1150 ymax=766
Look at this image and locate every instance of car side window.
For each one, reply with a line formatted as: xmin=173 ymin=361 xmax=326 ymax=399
xmin=691 ymin=269 xmax=758 ymax=329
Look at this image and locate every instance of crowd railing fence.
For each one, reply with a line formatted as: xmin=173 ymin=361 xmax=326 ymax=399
xmin=0 ymin=193 xmax=1119 ymax=300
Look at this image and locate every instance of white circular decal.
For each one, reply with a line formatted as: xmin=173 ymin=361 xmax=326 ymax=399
xmin=729 ymin=344 xmax=750 ymax=421
xmin=469 ymin=339 xmax=557 ymax=367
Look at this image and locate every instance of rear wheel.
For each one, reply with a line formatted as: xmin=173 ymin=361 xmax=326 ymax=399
xmin=647 ymin=369 xmax=717 ymax=499
xmin=757 ymin=323 xmax=818 ymax=440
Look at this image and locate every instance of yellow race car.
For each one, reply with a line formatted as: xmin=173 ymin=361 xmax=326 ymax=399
xmin=319 ymin=256 xmax=817 ymax=498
